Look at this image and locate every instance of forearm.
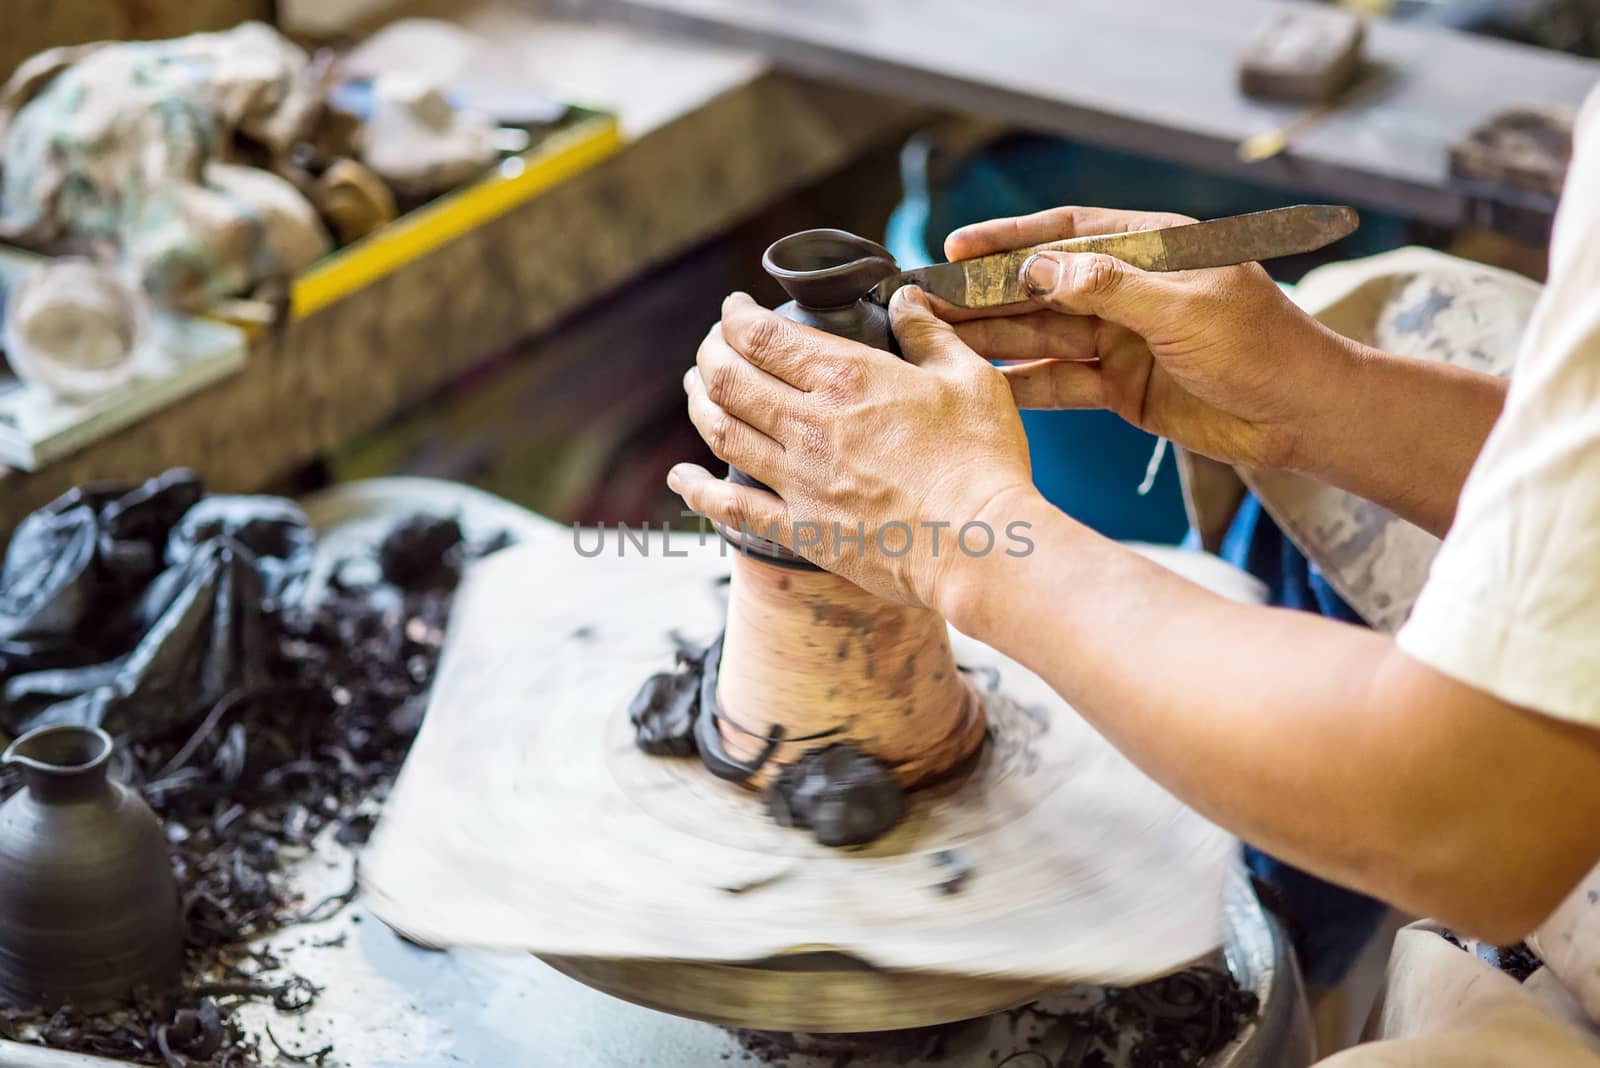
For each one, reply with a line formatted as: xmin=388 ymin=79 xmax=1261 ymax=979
xmin=1289 ymin=333 xmax=1507 ymax=536
xmin=941 ymin=491 xmax=1600 ymax=939
xmin=949 ymin=497 xmax=1408 ymax=891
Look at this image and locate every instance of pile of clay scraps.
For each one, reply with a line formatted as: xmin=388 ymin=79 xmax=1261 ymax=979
xmin=0 ymin=469 xmax=509 ymax=1065
xmin=730 ymin=965 xmax=1260 ymax=1067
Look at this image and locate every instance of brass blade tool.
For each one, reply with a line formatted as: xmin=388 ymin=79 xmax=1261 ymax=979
xmin=870 ymin=204 xmax=1359 ymax=308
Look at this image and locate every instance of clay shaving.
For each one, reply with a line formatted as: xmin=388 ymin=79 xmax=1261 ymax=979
xmin=729 ymin=965 xmax=1259 ymax=1066
xmin=629 ymin=632 xmax=909 ymax=847
xmin=766 ymin=743 xmax=906 ymax=847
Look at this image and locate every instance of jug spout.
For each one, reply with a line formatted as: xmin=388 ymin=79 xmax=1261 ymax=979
xmin=762 ymin=229 xmax=898 ymax=311
xmin=3 ymin=725 xmax=114 ymax=803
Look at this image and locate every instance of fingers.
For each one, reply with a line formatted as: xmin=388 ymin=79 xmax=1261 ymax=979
xmin=718 ymin=292 xmax=827 ymax=389
xmin=1018 ymin=252 xmax=1169 ymax=327
xmin=953 ymin=310 xmax=1099 ymax=363
xmin=684 ymin=367 xmax=785 ymax=484
xmin=917 ymin=287 xmax=1035 ymax=326
xmin=696 ymin=323 xmax=802 ymax=437
xmin=1000 ymin=360 xmax=1106 ymax=411
xmin=887 ymin=286 xmax=988 ymax=370
xmin=667 ymin=463 xmax=791 ymax=545
xmin=944 ymin=207 xmax=1192 ymax=261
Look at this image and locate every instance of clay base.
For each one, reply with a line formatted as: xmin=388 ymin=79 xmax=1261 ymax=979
xmin=714 ymin=553 xmax=986 ymax=789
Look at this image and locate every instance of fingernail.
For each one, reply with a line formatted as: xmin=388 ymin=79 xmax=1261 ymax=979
xmin=666 ymin=464 xmax=688 ymax=491
xmin=1022 ymin=254 xmax=1059 ymax=297
xmin=891 ymin=284 xmax=926 ymax=309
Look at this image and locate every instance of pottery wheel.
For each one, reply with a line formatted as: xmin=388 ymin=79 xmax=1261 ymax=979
xmin=361 ymin=527 xmax=1254 ymax=1032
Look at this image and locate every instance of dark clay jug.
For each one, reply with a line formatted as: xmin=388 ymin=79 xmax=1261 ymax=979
xmin=0 ymin=724 xmax=183 ymax=1008
xmin=721 ymin=230 xmax=900 ymax=565
xmin=761 ymin=229 xmax=898 ymax=348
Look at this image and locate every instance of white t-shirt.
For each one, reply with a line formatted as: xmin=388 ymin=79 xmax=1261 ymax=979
xmin=1398 ymin=89 xmax=1600 ymax=729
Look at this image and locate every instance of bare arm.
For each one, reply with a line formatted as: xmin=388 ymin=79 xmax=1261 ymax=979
xmin=940 ymin=490 xmax=1600 ymax=942
xmin=669 ymin=278 xmax=1595 ymax=944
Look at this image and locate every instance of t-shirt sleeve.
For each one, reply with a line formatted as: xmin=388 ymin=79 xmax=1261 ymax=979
xmin=1397 ymin=88 xmax=1600 ymax=728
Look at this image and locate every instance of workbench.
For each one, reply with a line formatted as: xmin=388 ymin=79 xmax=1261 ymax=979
xmin=604 ymin=0 xmax=1600 ymax=232
xmin=0 ymin=3 xmax=924 ymax=533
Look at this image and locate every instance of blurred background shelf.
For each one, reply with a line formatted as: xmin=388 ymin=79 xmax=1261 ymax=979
xmin=0 ymin=1 xmax=925 ymax=532
xmin=2 ymin=0 xmax=1589 ymax=542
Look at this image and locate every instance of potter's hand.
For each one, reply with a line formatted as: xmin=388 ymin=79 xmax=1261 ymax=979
xmin=942 ymin=206 xmax=1357 ymax=470
xmin=669 ymin=290 xmax=1036 ymax=611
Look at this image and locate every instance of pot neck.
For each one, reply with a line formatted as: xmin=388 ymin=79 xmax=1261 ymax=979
xmin=4 ymin=725 xmax=114 ymax=803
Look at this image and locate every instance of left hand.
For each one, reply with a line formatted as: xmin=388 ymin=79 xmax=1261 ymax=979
xmin=669 ymin=287 xmax=1036 ymax=610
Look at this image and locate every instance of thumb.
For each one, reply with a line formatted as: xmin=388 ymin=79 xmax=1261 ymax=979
xmin=1020 ymin=252 xmax=1169 ymax=328
xmin=889 ymin=285 xmax=986 ymax=370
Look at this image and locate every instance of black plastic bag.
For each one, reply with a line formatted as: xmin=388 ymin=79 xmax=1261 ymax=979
xmin=0 ymin=471 xmax=314 ymax=739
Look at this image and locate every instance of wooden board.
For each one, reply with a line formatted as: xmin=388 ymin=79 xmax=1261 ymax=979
xmin=602 ymin=0 xmax=1600 ymax=229
xmin=358 ymin=530 xmax=1266 ymax=1030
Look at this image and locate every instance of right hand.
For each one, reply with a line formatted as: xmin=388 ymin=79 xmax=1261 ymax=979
xmin=941 ymin=206 xmax=1359 ymax=470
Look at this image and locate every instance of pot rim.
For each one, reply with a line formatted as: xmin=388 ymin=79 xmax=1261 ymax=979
xmin=762 ymin=229 xmax=898 ymax=310
xmin=2 ymin=724 xmax=114 ymax=777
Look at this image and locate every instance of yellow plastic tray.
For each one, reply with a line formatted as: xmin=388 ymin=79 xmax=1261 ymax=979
xmin=290 ymin=110 xmax=622 ymax=320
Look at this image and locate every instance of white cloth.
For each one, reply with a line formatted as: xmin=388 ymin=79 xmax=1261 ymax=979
xmin=1322 ymin=923 xmax=1600 ymax=1067
xmin=1397 ymin=89 xmax=1600 ymax=728
xmin=1344 ymin=86 xmax=1600 ymax=1064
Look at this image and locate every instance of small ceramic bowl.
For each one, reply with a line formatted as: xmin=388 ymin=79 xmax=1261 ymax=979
xmin=2 ymin=257 xmax=150 ymax=402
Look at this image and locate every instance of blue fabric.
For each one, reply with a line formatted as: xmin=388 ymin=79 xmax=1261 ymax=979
xmin=1016 ymin=410 xmax=1186 ymax=543
xmin=1213 ymin=496 xmax=1367 ymax=625
xmin=1207 ymin=495 xmax=1388 ymax=987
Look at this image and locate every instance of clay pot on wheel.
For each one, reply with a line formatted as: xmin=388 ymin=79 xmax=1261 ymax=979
xmin=0 ymin=725 xmax=183 ymax=1009
xmin=713 ymin=229 xmax=987 ymax=791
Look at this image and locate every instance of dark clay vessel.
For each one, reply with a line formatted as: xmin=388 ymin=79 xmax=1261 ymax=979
xmin=0 ymin=725 xmax=183 ymax=1008
xmin=761 ymin=229 xmax=898 ymax=347
xmin=723 ymin=230 xmax=901 ymax=566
